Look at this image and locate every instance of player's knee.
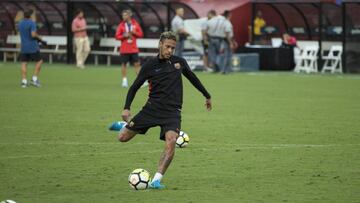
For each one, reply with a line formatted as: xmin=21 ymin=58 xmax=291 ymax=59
xmin=118 ymin=132 xmax=128 ymax=142
xmin=165 ymin=133 xmax=177 ymax=145
xmin=169 ymin=137 xmax=177 ymax=145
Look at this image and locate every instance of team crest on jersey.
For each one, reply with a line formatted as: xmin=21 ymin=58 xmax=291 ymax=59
xmin=129 ymin=121 xmax=135 ymax=127
xmin=174 ymin=63 xmax=181 ymax=69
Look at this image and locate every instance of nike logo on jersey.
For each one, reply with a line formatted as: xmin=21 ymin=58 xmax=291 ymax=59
xmin=155 ymin=68 xmax=162 ymax=72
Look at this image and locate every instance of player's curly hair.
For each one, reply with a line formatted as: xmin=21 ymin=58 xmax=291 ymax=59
xmin=159 ymin=31 xmax=177 ymax=42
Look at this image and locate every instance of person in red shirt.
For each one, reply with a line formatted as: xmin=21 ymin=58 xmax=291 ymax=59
xmin=282 ymin=33 xmax=297 ymax=48
xmin=115 ymin=10 xmax=144 ymax=88
xmin=72 ymin=9 xmax=90 ymax=69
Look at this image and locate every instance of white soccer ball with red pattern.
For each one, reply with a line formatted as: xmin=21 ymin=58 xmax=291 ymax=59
xmin=128 ymin=169 xmax=151 ymax=190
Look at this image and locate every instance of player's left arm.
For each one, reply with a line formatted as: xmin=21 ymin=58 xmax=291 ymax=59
xmin=131 ymin=21 xmax=144 ymax=38
xmin=30 ymin=22 xmax=47 ymax=45
xmin=182 ymin=59 xmax=212 ymax=111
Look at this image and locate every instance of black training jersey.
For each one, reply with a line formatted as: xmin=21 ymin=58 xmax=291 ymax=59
xmin=124 ymin=55 xmax=211 ymax=113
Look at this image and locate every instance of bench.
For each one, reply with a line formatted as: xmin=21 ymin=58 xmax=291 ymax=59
xmin=90 ymin=38 xmax=159 ymax=66
xmin=89 ymin=38 xmax=203 ymax=66
xmin=0 ymin=35 xmax=201 ymax=66
xmin=0 ymin=35 xmax=67 ymax=63
xmin=40 ymin=36 xmax=67 ymax=63
xmin=0 ymin=35 xmax=22 ymax=62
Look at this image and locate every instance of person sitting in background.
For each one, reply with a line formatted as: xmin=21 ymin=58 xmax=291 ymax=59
xmin=282 ymin=33 xmax=297 ymax=48
xmin=253 ymin=11 xmax=266 ymax=41
xmin=282 ymin=33 xmax=298 ymax=68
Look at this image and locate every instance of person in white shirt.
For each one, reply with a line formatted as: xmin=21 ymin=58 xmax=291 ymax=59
xmin=171 ymin=7 xmax=189 ymax=57
xmin=220 ymin=10 xmax=236 ymax=74
xmin=205 ymin=10 xmax=227 ymax=72
xmin=201 ymin=10 xmax=216 ymax=72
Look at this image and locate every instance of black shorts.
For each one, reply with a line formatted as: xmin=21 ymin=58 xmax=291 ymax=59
xmin=125 ymin=106 xmax=181 ymax=141
xmin=20 ymin=52 xmax=42 ymax=62
xmin=120 ymin=53 xmax=139 ymax=65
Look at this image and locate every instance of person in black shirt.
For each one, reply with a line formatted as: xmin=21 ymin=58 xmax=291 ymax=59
xmin=118 ymin=31 xmax=212 ymax=189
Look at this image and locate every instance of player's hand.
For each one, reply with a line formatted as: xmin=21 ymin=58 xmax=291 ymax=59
xmin=40 ymin=40 xmax=47 ymax=46
xmin=121 ymin=109 xmax=131 ymax=122
xmin=123 ymin=32 xmax=129 ymax=38
xmin=205 ymin=98 xmax=212 ymax=111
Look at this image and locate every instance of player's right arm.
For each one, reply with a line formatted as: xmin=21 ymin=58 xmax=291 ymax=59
xmin=115 ymin=23 xmax=127 ymax=41
xmin=122 ymin=62 xmax=149 ymax=121
xmin=131 ymin=21 xmax=144 ymax=38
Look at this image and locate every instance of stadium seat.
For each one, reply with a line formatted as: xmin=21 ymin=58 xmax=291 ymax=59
xmin=321 ymin=45 xmax=343 ymax=73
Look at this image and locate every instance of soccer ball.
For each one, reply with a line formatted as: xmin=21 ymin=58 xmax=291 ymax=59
xmin=1 ymin=200 xmax=16 ymax=203
xmin=128 ymin=169 xmax=151 ymax=190
xmin=176 ymin=131 xmax=189 ymax=148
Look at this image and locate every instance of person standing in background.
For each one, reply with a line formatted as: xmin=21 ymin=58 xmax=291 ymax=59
xmin=115 ymin=10 xmax=144 ymax=88
xmin=72 ymin=9 xmax=90 ymax=69
xmin=18 ymin=9 xmax=45 ymax=88
xmin=14 ymin=11 xmax=24 ymax=34
xmin=201 ymin=11 xmax=215 ymax=72
xmin=253 ymin=11 xmax=266 ymax=42
xmin=171 ymin=7 xmax=189 ymax=57
xmin=205 ymin=10 xmax=226 ymax=72
xmin=220 ymin=10 xmax=236 ymax=74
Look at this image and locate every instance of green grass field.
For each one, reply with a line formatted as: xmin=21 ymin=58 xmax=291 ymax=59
xmin=0 ymin=62 xmax=359 ymax=203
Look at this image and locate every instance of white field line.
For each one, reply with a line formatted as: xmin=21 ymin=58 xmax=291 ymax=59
xmin=0 ymin=142 xmax=359 ymax=147
xmin=0 ymin=143 xmax=359 ymax=160
xmin=243 ymin=72 xmax=360 ymax=80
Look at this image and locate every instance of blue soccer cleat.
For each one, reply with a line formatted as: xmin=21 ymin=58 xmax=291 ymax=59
xmin=30 ymin=79 xmax=41 ymax=87
xmin=109 ymin=121 xmax=127 ymax=131
xmin=149 ymin=180 xmax=165 ymax=189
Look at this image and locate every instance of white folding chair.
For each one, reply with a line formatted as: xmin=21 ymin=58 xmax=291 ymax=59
xmin=271 ymin=38 xmax=282 ymax=48
xmin=294 ymin=45 xmax=319 ymax=73
xmin=321 ymin=45 xmax=343 ymax=73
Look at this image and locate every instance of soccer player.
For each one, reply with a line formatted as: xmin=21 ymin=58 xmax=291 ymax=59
xmin=118 ymin=31 xmax=212 ymax=189
xmin=18 ymin=9 xmax=45 ymax=88
xmin=115 ymin=10 xmax=144 ymax=88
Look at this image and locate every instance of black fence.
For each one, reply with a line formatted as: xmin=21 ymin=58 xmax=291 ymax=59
xmin=344 ymin=1 xmax=360 ymax=73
